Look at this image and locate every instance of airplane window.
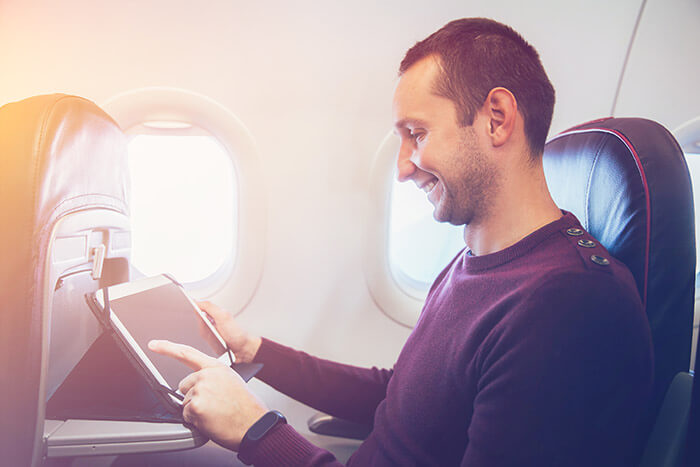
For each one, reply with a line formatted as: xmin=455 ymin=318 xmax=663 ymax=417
xmin=104 ymin=87 xmax=265 ymax=312
xmin=127 ymin=132 xmax=236 ymax=284
xmin=389 ymin=180 xmax=464 ymax=292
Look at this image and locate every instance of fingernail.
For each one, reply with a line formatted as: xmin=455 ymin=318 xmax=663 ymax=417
xmin=148 ymin=340 xmax=160 ymax=349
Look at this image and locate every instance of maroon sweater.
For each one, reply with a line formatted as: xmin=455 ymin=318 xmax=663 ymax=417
xmin=239 ymin=212 xmax=653 ymax=466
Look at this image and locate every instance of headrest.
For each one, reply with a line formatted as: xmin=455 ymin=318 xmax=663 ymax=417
xmin=0 ymin=94 xmax=129 ymax=465
xmin=543 ymin=117 xmax=695 ymax=437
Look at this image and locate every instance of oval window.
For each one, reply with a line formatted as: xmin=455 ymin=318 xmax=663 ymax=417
xmin=127 ymin=129 xmax=236 ymax=284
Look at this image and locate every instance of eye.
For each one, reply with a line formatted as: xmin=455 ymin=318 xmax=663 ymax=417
xmin=410 ymin=130 xmax=426 ymax=143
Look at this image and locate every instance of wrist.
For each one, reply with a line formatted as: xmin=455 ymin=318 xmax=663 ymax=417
xmin=240 ymin=335 xmax=262 ymax=363
xmin=237 ymin=410 xmax=287 ymax=464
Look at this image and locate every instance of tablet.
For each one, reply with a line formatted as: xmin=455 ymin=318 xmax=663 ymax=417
xmin=92 ymin=274 xmax=232 ymax=405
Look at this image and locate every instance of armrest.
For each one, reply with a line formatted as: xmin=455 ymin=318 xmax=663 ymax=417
xmin=307 ymin=413 xmax=371 ymax=440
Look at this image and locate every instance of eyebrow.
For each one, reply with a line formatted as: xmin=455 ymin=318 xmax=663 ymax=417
xmin=394 ymin=118 xmax=429 ymax=130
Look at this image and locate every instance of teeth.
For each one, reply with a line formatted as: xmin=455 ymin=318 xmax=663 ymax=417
xmin=423 ymin=180 xmax=436 ymax=193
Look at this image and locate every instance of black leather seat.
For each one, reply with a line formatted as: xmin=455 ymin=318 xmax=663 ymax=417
xmin=543 ymin=117 xmax=695 ymax=463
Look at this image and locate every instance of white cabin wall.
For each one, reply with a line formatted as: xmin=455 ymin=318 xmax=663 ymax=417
xmin=614 ymin=0 xmax=700 ymax=132
xmin=1 ymin=0 xmax=686 ymax=372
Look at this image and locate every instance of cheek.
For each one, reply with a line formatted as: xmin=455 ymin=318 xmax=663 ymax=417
xmin=415 ymin=144 xmax=440 ymax=172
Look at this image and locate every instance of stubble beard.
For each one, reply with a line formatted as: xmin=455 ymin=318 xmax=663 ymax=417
xmin=434 ymin=127 xmax=499 ymax=228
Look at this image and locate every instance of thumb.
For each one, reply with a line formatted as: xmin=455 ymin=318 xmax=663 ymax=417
xmin=148 ymin=339 xmax=221 ymax=371
xmin=196 ymin=300 xmax=229 ymax=322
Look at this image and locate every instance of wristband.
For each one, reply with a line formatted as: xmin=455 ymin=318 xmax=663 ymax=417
xmin=237 ymin=410 xmax=287 ymax=464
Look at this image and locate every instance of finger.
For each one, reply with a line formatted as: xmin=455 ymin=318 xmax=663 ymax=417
xmin=148 ymin=339 xmax=220 ymax=370
xmin=197 ymin=300 xmax=228 ymax=322
xmin=182 ymin=400 xmax=196 ymax=424
xmin=179 ymin=371 xmax=200 ymax=395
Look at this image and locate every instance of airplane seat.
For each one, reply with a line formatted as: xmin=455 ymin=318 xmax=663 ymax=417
xmin=542 ymin=117 xmax=695 ymax=465
xmin=0 ymin=94 xmax=204 ymax=467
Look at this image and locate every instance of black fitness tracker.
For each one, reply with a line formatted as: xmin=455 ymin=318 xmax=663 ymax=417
xmin=237 ymin=410 xmax=287 ymax=464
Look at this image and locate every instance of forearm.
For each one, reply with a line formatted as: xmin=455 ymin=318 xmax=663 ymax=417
xmin=253 ymin=338 xmax=392 ymax=425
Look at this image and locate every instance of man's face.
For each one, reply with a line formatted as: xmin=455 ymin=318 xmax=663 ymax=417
xmin=392 ymin=56 xmax=498 ymax=227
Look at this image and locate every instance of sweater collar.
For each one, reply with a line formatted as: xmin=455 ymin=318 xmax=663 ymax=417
xmin=460 ymin=210 xmax=579 ymax=272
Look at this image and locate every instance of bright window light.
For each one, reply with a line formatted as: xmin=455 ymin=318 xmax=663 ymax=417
xmin=389 ymin=179 xmax=464 ymax=292
xmin=684 ymin=153 xmax=700 ymax=275
xmin=127 ymin=134 xmax=236 ymax=284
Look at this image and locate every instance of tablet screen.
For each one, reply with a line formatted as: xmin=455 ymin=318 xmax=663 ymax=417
xmin=103 ymin=277 xmax=227 ymax=391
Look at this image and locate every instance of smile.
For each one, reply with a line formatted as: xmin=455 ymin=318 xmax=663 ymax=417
xmin=422 ymin=179 xmax=437 ymax=193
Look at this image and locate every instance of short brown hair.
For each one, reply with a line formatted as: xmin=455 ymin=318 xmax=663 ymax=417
xmin=400 ymin=18 xmax=555 ymax=157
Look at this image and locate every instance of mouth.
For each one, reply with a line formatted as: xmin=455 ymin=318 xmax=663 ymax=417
xmin=420 ymin=178 xmax=438 ymax=194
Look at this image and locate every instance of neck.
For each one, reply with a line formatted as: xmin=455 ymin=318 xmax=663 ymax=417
xmin=464 ymin=160 xmax=561 ymax=256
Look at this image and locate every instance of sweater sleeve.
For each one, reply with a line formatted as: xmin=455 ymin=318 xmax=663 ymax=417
xmin=253 ymin=338 xmax=393 ymax=425
xmin=237 ymin=424 xmax=344 ymax=466
xmin=460 ymin=272 xmax=653 ymax=467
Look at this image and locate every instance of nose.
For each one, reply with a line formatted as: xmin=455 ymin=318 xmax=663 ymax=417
xmin=396 ymin=141 xmax=417 ymax=182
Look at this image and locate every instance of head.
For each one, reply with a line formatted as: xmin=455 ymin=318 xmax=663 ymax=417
xmin=393 ymin=18 xmax=555 ymax=227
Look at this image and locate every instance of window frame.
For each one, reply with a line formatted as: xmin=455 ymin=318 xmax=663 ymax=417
xmin=103 ymin=87 xmax=266 ymax=315
xmin=675 ymin=115 xmax=700 ymax=280
xmin=673 ymin=115 xmax=700 ymax=370
xmin=364 ymin=132 xmax=424 ymax=328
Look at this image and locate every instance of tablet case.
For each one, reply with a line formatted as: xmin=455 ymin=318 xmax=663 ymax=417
xmin=46 ymin=331 xmax=184 ymax=423
xmin=46 ymin=278 xmax=263 ymax=423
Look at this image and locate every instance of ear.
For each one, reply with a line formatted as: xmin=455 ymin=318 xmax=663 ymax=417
xmin=482 ymin=87 xmax=517 ymax=148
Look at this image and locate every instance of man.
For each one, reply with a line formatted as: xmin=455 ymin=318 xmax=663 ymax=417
xmin=151 ymin=18 xmax=653 ymax=466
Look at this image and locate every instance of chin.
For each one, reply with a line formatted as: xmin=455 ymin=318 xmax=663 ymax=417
xmin=431 ymin=206 xmax=453 ymax=224
xmin=434 ymin=205 xmax=470 ymax=226
xmin=431 ymin=208 xmax=446 ymax=223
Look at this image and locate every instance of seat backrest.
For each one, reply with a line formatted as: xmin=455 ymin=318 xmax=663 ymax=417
xmin=0 ymin=95 xmax=132 ymax=466
xmin=543 ymin=117 xmax=696 ymax=457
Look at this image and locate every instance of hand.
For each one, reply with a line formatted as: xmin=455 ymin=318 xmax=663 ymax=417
xmin=197 ymin=301 xmax=262 ymax=363
xmin=148 ymin=339 xmax=268 ymax=451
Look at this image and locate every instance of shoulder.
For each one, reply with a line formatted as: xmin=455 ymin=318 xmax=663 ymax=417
xmin=492 ymin=223 xmax=648 ymax=349
xmin=536 ymin=223 xmax=634 ymax=276
xmin=478 ymin=266 xmax=651 ymax=379
xmin=525 ymin=267 xmax=640 ymax=309
xmin=525 ymin=221 xmax=641 ymax=306
xmin=490 ymin=266 xmax=651 ymax=367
